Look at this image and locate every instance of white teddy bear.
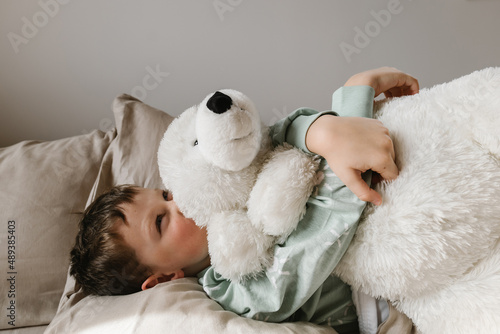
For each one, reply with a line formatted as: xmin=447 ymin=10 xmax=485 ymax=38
xmin=334 ymin=67 xmax=500 ymax=334
xmin=157 ymin=89 xmax=319 ymax=281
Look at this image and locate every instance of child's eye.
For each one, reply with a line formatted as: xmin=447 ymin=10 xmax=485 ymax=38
xmin=156 ymin=215 xmax=163 ymax=235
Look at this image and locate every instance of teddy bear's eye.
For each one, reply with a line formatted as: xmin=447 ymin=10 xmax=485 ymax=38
xmin=194 ymin=140 xmax=198 ymax=146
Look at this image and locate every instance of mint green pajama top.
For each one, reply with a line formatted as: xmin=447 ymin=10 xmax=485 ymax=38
xmin=198 ymin=86 xmax=376 ymax=333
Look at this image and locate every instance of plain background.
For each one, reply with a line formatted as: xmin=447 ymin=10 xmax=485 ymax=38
xmin=1 ymin=0 xmax=499 ymax=147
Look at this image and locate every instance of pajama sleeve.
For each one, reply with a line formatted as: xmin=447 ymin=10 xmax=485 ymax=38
xmin=331 ymin=85 xmax=375 ymax=118
xmin=269 ymin=85 xmax=375 ymax=153
xmin=198 ymin=85 xmax=375 ymax=329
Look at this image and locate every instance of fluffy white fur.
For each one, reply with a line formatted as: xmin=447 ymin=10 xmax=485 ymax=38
xmin=157 ymin=89 xmax=319 ymax=281
xmin=334 ymin=67 xmax=500 ymax=334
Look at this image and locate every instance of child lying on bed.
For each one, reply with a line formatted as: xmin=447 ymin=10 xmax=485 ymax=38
xmin=70 ymin=67 xmax=419 ymax=334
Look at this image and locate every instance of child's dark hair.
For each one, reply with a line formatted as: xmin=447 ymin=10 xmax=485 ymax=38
xmin=70 ymin=185 xmax=153 ymax=296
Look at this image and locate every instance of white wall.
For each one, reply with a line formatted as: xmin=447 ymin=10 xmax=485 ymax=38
xmin=1 ymin=0 xmax=499 ymax=147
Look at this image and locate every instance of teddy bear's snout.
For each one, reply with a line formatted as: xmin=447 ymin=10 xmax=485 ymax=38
xmin=207 ymin=91 xmax=233 ymax=114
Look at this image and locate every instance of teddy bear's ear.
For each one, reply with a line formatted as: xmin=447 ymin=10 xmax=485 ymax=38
xmin=207 ymin=91 xmax=232 ymax=114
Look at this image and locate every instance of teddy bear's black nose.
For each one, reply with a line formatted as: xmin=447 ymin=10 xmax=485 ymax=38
xmin=207 ymin=91 xmax=232 ymax=114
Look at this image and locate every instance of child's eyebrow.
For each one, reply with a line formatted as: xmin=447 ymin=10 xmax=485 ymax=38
xmin=115 ymin=205 xmax=130 ymax=226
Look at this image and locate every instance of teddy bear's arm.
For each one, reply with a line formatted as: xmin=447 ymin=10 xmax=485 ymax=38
xmin=206 ymin=210 xmax=275 ymax=281
xmin=247 ymin=144 xmax=320 ymax=239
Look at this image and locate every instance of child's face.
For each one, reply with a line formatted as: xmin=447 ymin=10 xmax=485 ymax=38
xmin=117 ymin=188 xmax=210 ymax=284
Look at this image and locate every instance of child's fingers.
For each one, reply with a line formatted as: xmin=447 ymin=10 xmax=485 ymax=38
xmin=385 ymin=82 xmax=419 ymax=98
xmin=380 ymin=70 xmax=420 ymax=98
xmin=404 ymin=75 xmax=420 ymax=95
xmin=337 ymin=169 xmax=383 ymax=206
xmin=372 ymin=158 xmax=399 ymax=182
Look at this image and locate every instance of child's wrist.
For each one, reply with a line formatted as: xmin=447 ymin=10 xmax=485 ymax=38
xmin=344 ymin=73 xmax=376 ymax=90
xmin=305 ymin=114 xmax=337 ymax=156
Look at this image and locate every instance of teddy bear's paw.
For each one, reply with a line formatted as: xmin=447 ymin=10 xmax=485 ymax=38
xmin=206 ymin=210 xmax=275 ymax=281
xmin=248 ymin=145 xmax=320 ymax=237
xmin=249 ymin=205 xmax=306 ymax=238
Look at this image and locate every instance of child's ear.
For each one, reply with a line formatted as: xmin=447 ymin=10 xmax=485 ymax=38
xmin=141 ymin=271 xmax=185 ymax=290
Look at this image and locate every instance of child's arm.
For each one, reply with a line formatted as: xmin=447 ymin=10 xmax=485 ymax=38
xmin=270 ymin=68 xmax=418 ymax=204
xmin=343 ymin=66 xmax=419 ymax=98
xmin=268 ymin=93 xmax=382 ymax=205
xmin=307 ymin=115 xmax=394 ymax=206
xmin=306 ymin=67 xmax=419 ymax=205
xmin=307 ymin=67 xmax=418 ymax=205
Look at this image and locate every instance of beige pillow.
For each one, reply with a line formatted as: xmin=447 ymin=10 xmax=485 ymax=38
xmin=87 ymin=94 xmax=174 ymax=199
xmin=47 ymin=278 xmax=335 ymax=334
xmin=48 ymin=94 xmax=335 ymax=334
xmin=0 ymin=129 xmax=114 ymax=329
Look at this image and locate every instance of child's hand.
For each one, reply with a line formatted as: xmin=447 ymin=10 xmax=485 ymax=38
xmin=306 ymin=115 xmax=397 ymax=206
xmin=345 ymin=67 xmax=419 ymax=98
